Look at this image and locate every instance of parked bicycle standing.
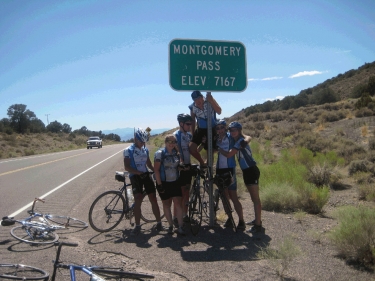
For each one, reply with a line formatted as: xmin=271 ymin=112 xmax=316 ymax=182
xmin=154 ymin=134 xmax=186 ymax=235
xmin=215 ymin=119 xmax=246 ymax=231
xmin=188 ymin=91 xmax=222 ymax=166
xmin=174 ymin=114 xmax=194 ymax=224
xmin=123 ymin=128 xmax=162 ymax=235
xmin=218 ymin=121 xmax=264 ymax=234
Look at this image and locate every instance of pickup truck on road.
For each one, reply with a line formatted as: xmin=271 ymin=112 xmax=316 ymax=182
xmin=87 ymin=136 xmax=102 ymax=149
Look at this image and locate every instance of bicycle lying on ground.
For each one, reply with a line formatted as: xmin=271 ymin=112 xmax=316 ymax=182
xmin=1 ymin=198 xmax=88 ymax=245
xmin=188 ymin=164 xmax=236 ymax=235
xmin=88 ymin=171 xmax=165 ymax=232
xmin=0 ymin=242 xmax=155 ymax=280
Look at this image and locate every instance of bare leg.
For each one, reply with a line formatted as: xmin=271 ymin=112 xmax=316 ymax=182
xmin=162 ymin=198 xmax=173 ymax=226
xmin=181 ymin=184 xmax=190 ymax=217
xmin=246 ymin=184 xmax=262 ymax=225
xmin=133 ymin=193 xmax=143 ymax=225
xmin=189 ymin=142 xmax=205 ymax=165
xmin=148 ymin=192 xmax=161 ymax=221
xmin=172 ymin=196 xmax=183 ymax=227
xmin=228 ymin=189 xmax=244 ymax=221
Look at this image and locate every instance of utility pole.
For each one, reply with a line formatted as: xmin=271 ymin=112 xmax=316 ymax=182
xmin=45 ymin=114 xmax=50 ymax=125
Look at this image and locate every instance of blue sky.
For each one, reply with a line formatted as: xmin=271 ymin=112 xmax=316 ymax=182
xmin=1 ymin=0 xmax=374 ymax=132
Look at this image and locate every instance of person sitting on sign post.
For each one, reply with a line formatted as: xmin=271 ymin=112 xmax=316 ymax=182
xmin=188 ymin=90 xmax=222 ymax=166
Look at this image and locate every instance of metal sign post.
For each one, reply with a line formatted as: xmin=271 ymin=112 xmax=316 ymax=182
xmin=206 ymin=98 xmax=214 ymax=226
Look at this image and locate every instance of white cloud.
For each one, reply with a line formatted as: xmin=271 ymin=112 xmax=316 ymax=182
xmin=266 ymin=96 xmax=285 ymax=101
xmin=289 ymin=71 xmax=323 ymax=78
xmin=248 ymin=76 xmax=283 ymax=81
xmin=262 ymin=76 xmax=283 ymax=81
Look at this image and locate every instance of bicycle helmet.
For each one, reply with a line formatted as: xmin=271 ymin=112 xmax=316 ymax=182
xmin=216 ymin=119 xmax=227 ymax=126
xmin=177 ymin=113 xmax=193 ymax=124
xmin=228 ymin=121 xmax=242 ymax=129
xmin=191 ymin=90 xmax=203 ymax=100
xmin=134 ymin=128 xmax=149 ymax=142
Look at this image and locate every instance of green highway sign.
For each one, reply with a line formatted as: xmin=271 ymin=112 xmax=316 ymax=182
xmin=169 ymin=38 xmax=247 ymax=92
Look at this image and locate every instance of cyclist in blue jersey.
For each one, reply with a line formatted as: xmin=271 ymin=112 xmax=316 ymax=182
xmin=218 ymin=122 xmax=264 ymax=234
xmin=215 ymin=119 xmax=246 ymax=231
xmin=123 ymin=128 xmax=162 ymax=236
xmin=154 ymin=134 xmax=186 ymax=235
xmin=189 ymin=90 xmax=222 ymax=166
xmin=173 ymin=114 xmax=194 ymax=224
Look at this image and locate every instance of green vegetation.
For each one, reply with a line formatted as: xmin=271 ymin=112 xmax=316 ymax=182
xmin=257 ymin=235 xmax=302 ymax=277
xmin=329 ymin=205 xmax=375 ymax=267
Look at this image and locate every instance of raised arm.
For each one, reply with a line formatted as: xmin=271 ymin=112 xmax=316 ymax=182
xmin=190 ymin=109 xmax=196 ymax=134
xmin=206 ymin=92 xmax=222 ymax=115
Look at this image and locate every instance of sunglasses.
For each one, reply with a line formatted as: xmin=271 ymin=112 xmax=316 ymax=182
xmin=166 ymin=140 xmax=177 ymax=144
xmin=184 ymin=123 xmax=192 ymax=126
xmin=216 ymin=126 xmax=226 ymax=130
xmin=229 ymin=128 xmax=239 ymax=132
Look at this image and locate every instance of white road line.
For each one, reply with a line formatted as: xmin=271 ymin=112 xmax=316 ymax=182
xmin=4 ymin=149 xmax=123 ymax=219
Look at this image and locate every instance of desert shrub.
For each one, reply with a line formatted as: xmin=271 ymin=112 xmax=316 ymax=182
xmin=336 ymin=140 xmax=367 ymax=164
xmin=24 ymin=149 xmax=35 ymax=156
xmin=256 ymin=235 xmax=302 ymax=277
xmin=254 ymin=121 xmax=265 ymax=130
xmin=369 ymin=137 xmax=375 ymax=151
xmin=352 ymin=172 xmax=373 ymax=184
xmin=367 ymin=151 xmax=375 ymax=163
xmin=355 ymin=108 xmax=374 ymax=117
xmin=306 ymin=163 xmax=332 ymax=187
xmin=297 ymin=185 xmax=330 ymax=214
xmin=358 ymin=183 xmax=375 ymax=202
xmin=329 ymin=205 xmax=375 ymax=267
xmin=348 ymin=160 xmax=374 ymax=175
xmin=295 ymin=131 xmax=331 ymax=153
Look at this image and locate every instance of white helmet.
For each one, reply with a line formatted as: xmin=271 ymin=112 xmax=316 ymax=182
xmin=135 ymin=128 xmax=149 ymax=142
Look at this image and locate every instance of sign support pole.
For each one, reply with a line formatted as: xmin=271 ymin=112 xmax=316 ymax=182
xmin=206 ymin=94 xmax=215 ymax=227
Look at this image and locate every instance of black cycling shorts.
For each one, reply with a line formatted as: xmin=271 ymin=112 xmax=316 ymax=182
xmin=179 ymin=169 xmax=193 ymax=186
xmin=158 ymin=180 xmax=182 ymax=201
xmin=191 ymin=127 xmax=217 ymax=150
xmin=242 ymin=165 xmax=260 ymax=186
xmin=130 ymin=174 xmax=156 ymax=195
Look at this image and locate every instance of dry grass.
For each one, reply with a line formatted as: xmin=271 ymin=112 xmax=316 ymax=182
xmin=0 ymin=132 xmax=120 ymax=159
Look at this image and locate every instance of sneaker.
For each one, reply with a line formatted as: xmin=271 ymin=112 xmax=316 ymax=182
xmin=183 ymin=216 xmax=190 ymax=223
xmin=177 ymin=226 xmax=186 ymax=236
xmin=155 ymin=222 xmax=163 ymax=231
xmin=236 ymin=220 xmax=246 ymax=231
xmin=247 ymin=224 xmax=264 ymax=234
xmin=130 ymin=225 xmax=141 ymax=236
xmin=224 ymin=218 xmax=234 ymax=228
xmin=167 ymin=226 xmax=174 ymax=234
xmin=246 ymin=219 xmax=262 ymax=226
xmin=173 ymin=217 xmax=179 ymax=228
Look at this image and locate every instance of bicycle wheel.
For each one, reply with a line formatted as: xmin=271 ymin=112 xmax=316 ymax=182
xmin=89 ymin=191 xmax=126 ymax=232
xmin=189 ymin=192 xmax=202 ymax=236
xmin=220 ymin=193 xmax=237 ymax=232
xmin=92 ymin=267 xmax=154 ymax=279
xmin=140 ymin=191 xmax=165 ymax=223
xmin=10 ymin=225 xmax=59 ymax=245
xmin=0 ymin=263 xmax=49 ymax=280
xmin=44 ymin=214 xmax=88 ymax=229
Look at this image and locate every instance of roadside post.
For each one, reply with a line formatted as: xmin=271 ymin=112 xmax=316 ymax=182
xmin=169 ymin=38 xmax=247 ymax=226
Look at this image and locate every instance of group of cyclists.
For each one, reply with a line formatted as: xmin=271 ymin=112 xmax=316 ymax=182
xmin=123 ymin=90 xmax=263 ymax=236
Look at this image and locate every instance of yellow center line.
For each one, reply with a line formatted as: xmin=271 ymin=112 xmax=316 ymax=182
xmin=0 ymin=151 xmax=92 ymax=177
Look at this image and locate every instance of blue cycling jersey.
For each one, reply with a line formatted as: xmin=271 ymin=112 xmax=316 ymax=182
xmin=232 ymin=137 xmax=257 ymax=170
xmin=154 ymin=148 xmax=180 ymax=182
xmin=174 ymin=129 xmax=192 ymax=164
xmin=123 ymin=143 xmax=149 ymax=177
xmin=216 ymin=132 xmax=236 ymax=169
xmin=188 ymin=101 xmax=217 ymax=129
